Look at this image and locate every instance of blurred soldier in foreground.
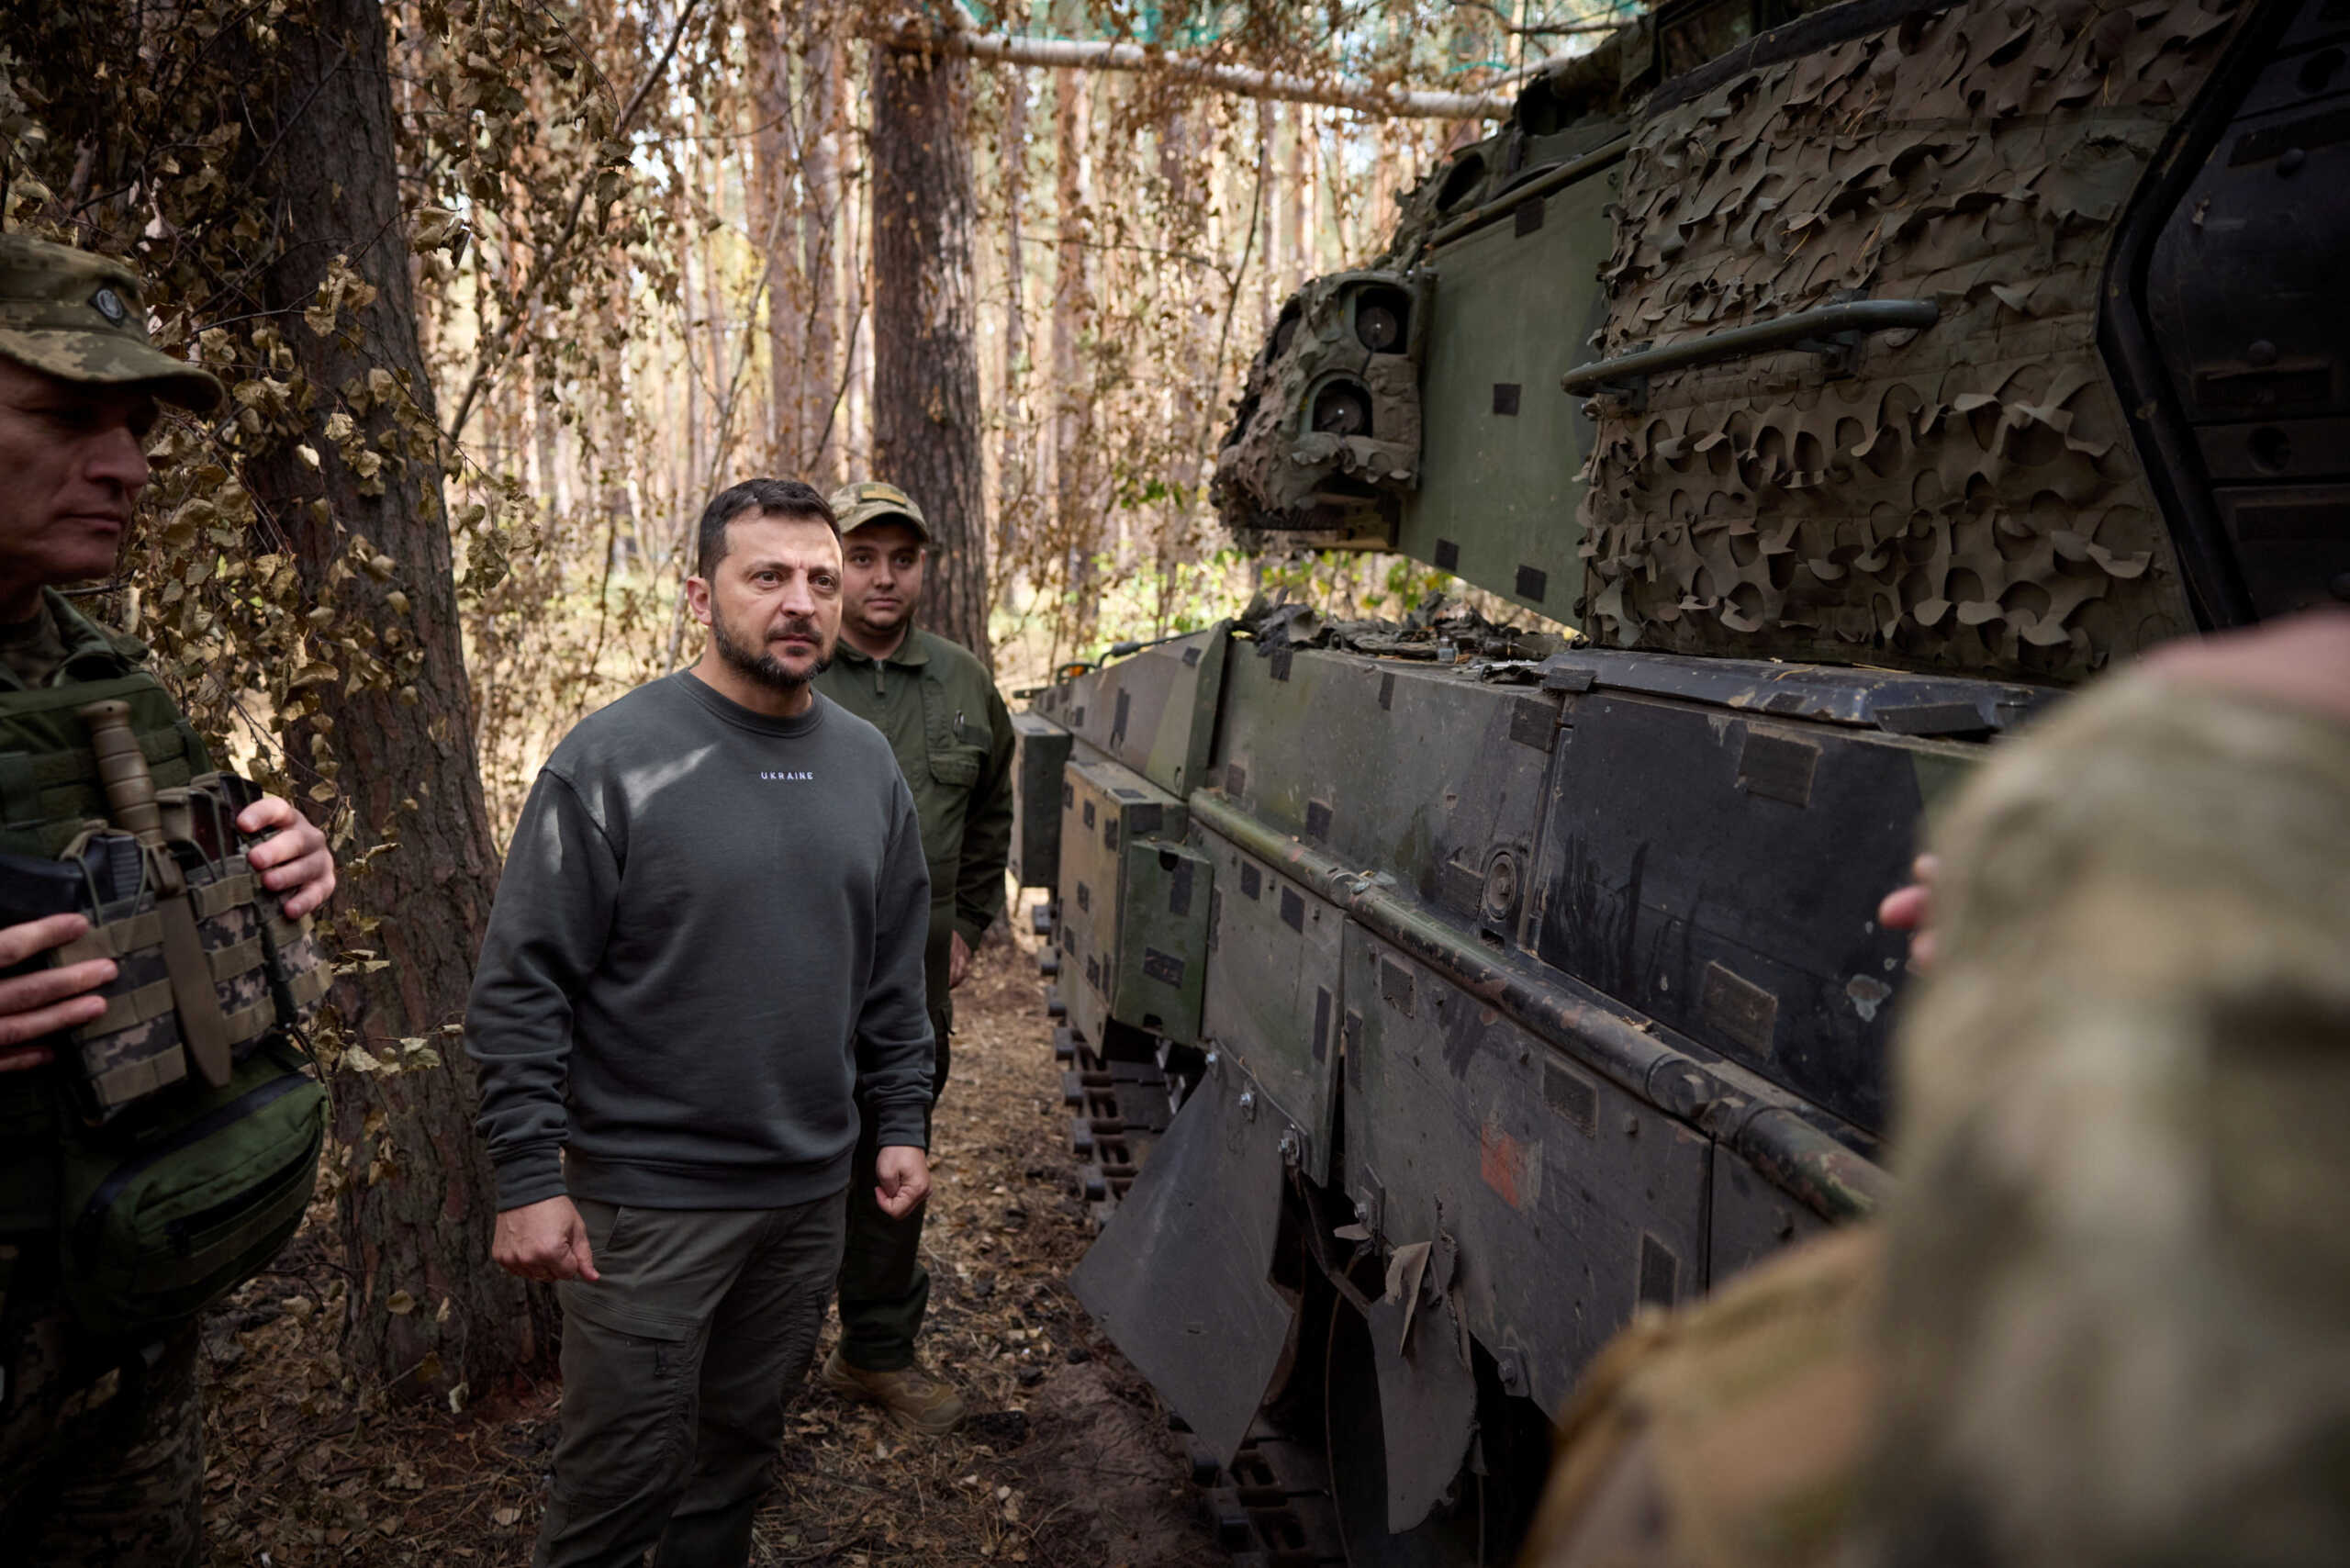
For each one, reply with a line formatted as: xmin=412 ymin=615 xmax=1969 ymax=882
xmin=1519 ymin=610 xmax=2350 ymax=1568
xmin=0 ymin=234 xmax=337 ymax=1566
xmin=811 ymin=481 xmax=1014 ymax=1436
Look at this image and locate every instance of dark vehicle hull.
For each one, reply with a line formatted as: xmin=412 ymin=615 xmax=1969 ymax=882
xmin=1020 ymin=0 xmax=2341 ymax=1559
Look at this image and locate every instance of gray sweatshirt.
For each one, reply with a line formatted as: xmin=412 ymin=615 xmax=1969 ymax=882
xmin=466 ymin=671 xmax=935 ymax=1212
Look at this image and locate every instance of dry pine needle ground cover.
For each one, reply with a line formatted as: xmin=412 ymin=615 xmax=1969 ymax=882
xmin=196 ymin=906 xmax=1222 ymax=1567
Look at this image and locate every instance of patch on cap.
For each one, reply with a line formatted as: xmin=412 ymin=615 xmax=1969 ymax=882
xmin=828 ymin=478 xmax=931 ymax=542
xmin=88 ymin=286 xmax=129 ymax=325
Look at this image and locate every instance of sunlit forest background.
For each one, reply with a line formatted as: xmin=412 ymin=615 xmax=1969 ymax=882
xmin=0 ymin=0 xmax=1625 ymax=1424
xmin=419 ymin=0 xmax=1623 ymax=823
xmin=3 ymin=0 xmax=1626 ymax=828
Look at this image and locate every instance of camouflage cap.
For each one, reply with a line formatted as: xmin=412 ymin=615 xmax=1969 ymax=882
xmin=827 ymin=480 xmax=931 ymax=544
xmin=0 ymin=232 xmax=222 ymax=411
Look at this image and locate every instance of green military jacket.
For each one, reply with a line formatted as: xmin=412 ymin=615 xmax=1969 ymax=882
xmin=0 ymin=588 xmax=171 ymax=694
xmin=813 ymin=626 xmax=1015 ymax=1015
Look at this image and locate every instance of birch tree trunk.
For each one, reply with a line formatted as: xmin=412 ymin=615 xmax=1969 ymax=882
xmin=870 ymin=39 xmax=992 ymax=665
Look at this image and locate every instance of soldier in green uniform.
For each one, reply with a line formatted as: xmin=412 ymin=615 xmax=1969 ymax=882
xmin=0 ymin=234 xmax=337 ymax=1565
xmin=811 ymin=481 xmax=1014 ymax=1435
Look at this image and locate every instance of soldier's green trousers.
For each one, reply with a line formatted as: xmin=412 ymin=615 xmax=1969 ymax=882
xmin=834 ymin=1005 xmax=949 ymax=1372
xmin=0 ymin=1311 xmax=202 ymax=1567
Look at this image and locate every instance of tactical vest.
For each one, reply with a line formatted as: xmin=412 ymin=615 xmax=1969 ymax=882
xmin=0 ymin=660 xmax=198 ymax=1194
xmin=0 ymin=608 xmax=328 ymax=1339
xmin=0 ymin=669 xmax=326 ymax=1113
xmin=0 ymin=666 xmax=210 ymax=859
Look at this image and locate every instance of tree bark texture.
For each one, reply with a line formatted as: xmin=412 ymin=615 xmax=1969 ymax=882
xmin=1281 ymin=105 xmax=1308 ymax=297
xmin=1157 ymin=109 xmax=1206 ymax=634
xmin=801 ymin=28 xmax=845 ymax=488
xmin=995 ymin=71 xmax=1030 ymax=607
xmin=870 ymin=41 xmax=992 ymax=666
xmin=681 ymin=189 xmax=708 ymax=505
xmin=753 ymin=28 xmax=803 ymax=473
xmin=1051 ymin=66 xmax=1096 ymax=647
xmin=239 ymin=0 xmax=545 ymax=1399
xmin=871 ymin=22 xmax=1531 ymax=118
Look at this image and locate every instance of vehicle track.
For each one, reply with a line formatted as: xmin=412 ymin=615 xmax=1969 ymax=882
xmin=1041 ymin=906 xmax=1350 ymax=1567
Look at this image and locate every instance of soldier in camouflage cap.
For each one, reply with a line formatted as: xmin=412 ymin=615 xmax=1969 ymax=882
xmin=829 ymin=480 xmax=933 ymax=545
xmin=0 ymin=232 xmax=331 ymax=1566
xmin=811 ymin=477 xmax=1013 ymax=1438
xmin=0 ymin=234 xmax=221 ymax=413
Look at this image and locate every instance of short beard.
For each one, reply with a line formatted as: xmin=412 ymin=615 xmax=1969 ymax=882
xmin=711 ymin=611 xmax=831 ymax=692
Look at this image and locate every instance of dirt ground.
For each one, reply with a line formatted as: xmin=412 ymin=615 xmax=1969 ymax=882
xmin=197 ymin=902 xmax=1224 ymax=1567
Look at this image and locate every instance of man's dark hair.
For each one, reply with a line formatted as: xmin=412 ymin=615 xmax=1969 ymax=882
xmin=694 ymin=478 xmax=838 ymax=578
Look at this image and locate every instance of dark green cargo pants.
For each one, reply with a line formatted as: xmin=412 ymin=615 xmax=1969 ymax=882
xmin=534 ymin=1192 xmax=846 ymax=1568
xmin=0 ymin=1308 xmax=202 ymax=1567
xmin=834 ymin=999 xmax=949 ymax=1372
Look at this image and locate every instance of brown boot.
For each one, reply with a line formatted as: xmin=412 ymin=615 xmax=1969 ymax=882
xmin=820 ymin=1346 xmax=968 ymax=1436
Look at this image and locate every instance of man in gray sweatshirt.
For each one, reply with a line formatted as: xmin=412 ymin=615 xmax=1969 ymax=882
xmin=465 ymin=477 xmax=935 ymax=1568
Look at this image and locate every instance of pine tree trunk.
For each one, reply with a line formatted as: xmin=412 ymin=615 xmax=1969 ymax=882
xmin=239 ymin=0 xmax=544 ymax=1401
xmin=1050 ymin=66 xmax=1094 ymax=645
xmin=1281 ymin=104 xmax=1306 ymax=297
xmin=870 ymin=39 xmax=992 ymax=666
xmin=996 ymin=71 xmax=1030 ymax=610
xmin=1158 ymin=109 xmax=1206 ymax=635
xmin=1256 ymin=99 xmax=1278 ymax=340
xmin=682 ymin=187 xmax=708 ymax=508
xmin=844 ymin=68 xmax=873 ymax=476
xmin=753 ymin=27 xmax=803 ymax=473
xmin=695 ymin=174 xmax=731 ymax=489
xmin=803 ymin=28 xmax=845 ymax=487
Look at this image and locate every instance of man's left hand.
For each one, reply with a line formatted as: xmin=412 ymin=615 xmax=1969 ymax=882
xmin=239 ymin=795 xmax=336 ymax=919
xmin=948 ymin=931 xmax=972 ymax=989
xmin=875 ymin=1144 xmax=931 ymax=1218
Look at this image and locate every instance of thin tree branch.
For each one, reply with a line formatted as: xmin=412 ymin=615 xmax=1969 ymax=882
xmin=1450 ymin=0 xmax=1638 ymax=38
xmin=1016 ymin=230 xmax=1230 ymax=281
xmin=871 ymin=19 xmax=1605 ymax=119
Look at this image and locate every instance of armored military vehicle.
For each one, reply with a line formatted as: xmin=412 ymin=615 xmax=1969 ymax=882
xmin=1011 ymin=0 xmax=2344 ymax=1560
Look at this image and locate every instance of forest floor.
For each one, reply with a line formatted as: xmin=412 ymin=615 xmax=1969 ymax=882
xmin=196 ymin=904 xmax=1224 ymax=1567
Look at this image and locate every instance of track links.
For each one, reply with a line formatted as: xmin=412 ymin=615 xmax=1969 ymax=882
xmin=1037 ymin=914 xmax=1348 ymax=1566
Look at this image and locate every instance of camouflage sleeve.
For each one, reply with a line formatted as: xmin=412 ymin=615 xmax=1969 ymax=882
xmin=952 ymin=679 xmax=1017 ymax=948
xmin=464 ymin=768 xmax=620 ymax=1211
xmin=1518 ymin=1226 xmax=1883 ymax=1568
xmin=1857 ymin=675 xmax=2350 ymax=1567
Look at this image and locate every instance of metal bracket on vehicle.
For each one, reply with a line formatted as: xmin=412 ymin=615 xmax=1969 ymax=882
xmin=1565 ymin=297 xmax=1942 ymax=416
xmin=1352 ymin=1168 xmax=1386 ymax=1240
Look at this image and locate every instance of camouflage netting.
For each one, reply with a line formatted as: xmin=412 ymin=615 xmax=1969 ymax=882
xmin=1239 ymin=591 xmax=1563 ymax=664
xmin=1213 ymin=271 xmax=1427 ymax=538
xmin=1578 ymin=0 xmax=2245 ymax=680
